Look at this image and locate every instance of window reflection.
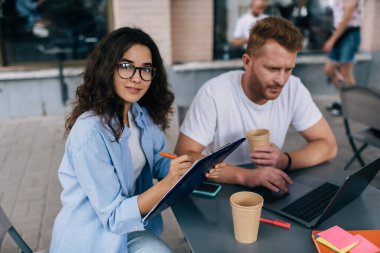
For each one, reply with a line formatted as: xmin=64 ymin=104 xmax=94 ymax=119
xmin=1 ymin=0 xmax=107 ymax=65
xmin=214 ymin=0 xmax=334 ymax=60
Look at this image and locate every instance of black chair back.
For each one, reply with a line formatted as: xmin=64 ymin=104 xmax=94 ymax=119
xmin=340 ymin=86 xmax=380 ymax=170
xmin=0 ymin=206 xmax=33 ymax=253
xmin=341 ymin=86 xmax=380 ymax=131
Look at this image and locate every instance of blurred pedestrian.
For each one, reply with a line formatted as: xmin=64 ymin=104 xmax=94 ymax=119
xmin=324 ymin=0 xmax=363 ymax=116
xmin=232 ymin=0 xmax=268 ymax=48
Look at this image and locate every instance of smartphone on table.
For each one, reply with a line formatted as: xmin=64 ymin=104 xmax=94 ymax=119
xmin=192 ymin=181 xmax=222 ymax=197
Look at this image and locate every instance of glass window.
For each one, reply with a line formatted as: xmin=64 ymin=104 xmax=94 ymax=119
xmin=0 ymin=0 xmax=108 ymax=66
xmin=214 ymin=0 xmax=334 ymax=60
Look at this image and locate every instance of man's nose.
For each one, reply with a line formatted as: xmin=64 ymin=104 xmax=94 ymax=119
xmin=274 ymin=71 xmax=287 ymax=85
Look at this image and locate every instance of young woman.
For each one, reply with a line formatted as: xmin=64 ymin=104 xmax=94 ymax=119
xmin=49 ymin=27 xmax=192 ymax=253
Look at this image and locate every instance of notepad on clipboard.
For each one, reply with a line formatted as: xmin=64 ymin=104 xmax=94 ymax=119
xmin=142 ymin=137 xmax=246 ymax=225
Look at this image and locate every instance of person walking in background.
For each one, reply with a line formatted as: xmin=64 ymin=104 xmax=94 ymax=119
xmin=16 ymin=0 xmax=51 ymax=37
xmin=232 ymin=0 xmax=268 ymax=48
xmin=324 ymin=0 xmax=364 ymax=116
xmin=175 ymin=17 xmax=337 ymax=193
xmin=49 ymin=27 xmax=192 ymax=253
xmin=16 ymin=0 xmax=46 ymax=28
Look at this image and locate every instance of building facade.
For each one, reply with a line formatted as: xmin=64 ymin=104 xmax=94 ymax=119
xmin=0 ymin=0 xmax=379 ymax=119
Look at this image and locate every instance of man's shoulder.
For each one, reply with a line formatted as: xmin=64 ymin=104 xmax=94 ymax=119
xmin=278 ymin=75 xmax=311 ymax=100
xmin=239 ymin=12 xmax=267 ymax=22
xmin=193 ymin=70 xmax=243 ymax=103
xmin=203 ymin=70 xmax=243 ymax=89
xmin=258 ymin=13 xmax=268 ymax=20
xmin=285 ymin=75 xmax=305 ymax=91
xmin=238 ymin=12 xmax=253 ymax=22
xmin=288 ymin=75 xmax=303 ymax=86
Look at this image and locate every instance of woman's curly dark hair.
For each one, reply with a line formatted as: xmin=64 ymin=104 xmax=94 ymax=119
xmin=65 ymin=27 xmax=174 ymax=139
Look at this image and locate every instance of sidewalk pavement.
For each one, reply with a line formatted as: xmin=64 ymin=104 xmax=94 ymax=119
xmin=0 ymin=95 xmax=379 ymax=253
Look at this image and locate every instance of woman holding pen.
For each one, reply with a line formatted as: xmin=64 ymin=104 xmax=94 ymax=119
xmin=50 ymin=27 xmax=192 ymax=253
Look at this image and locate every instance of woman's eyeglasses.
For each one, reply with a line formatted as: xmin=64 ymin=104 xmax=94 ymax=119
xmin=117 ymin=63 xmax=156 ymax=81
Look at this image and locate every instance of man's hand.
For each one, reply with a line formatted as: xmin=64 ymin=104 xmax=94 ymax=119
xmin=250 ymin=166 xmax=293 ymax=192
xmin=250 ymin=143 xmax=289 ymax=170
xmin=206 ymin=163 xmax=292 ymax=192
xmin=205 ymin=162 xmax=225 ymax=179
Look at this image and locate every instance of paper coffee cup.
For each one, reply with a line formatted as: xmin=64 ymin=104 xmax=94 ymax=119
xmin=230 ymin=191 xmax=264 ymax=243
xmin=246 ymin=129 xmax=270 ymax=153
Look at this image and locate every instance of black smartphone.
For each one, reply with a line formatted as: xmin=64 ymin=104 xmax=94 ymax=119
xmin=192 ymin=182 xmax=222 ymax=197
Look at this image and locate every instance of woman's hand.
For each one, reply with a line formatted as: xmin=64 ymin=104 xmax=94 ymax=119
xmin=164 ymin=155 xmax=193 ymax=185
xmin=138 ymin=155 xmax=192 ymax=215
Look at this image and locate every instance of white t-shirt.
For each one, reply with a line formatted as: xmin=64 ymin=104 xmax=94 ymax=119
xmin=127 ymin=111 xmax=145 ymax=183
xmin=233 ymin=12 xmax=268 ymax=40
xmin=180 ymin=70 xmax=322 ymax=165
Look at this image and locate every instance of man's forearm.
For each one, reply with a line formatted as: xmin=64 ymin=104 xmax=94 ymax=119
xmin=211 ymin=164 xmax=257 ymax=186
xmin=288 ymin=139 xmax=337 ymax=170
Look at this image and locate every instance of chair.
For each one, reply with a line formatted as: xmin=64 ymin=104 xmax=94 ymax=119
xmin=340 ymin=86 xmax=380 ymax=170
xmin=0 ymin=206 xmax=47 ymax=253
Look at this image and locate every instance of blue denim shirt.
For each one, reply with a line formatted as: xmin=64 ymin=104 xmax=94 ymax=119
xmin=50 ymin=103 xmax=171 ymax=253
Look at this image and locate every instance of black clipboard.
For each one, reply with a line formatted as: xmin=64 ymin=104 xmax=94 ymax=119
xmin=142 ymin=137 xmax=246 ymax=225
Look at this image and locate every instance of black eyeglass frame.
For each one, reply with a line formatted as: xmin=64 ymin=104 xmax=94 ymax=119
xmin=116 ymin=63 xmax=156 ymax=81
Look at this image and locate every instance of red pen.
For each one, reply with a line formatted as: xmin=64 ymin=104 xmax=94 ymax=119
xmin=159 ymin=151 xmax=178 ymax=159
xmin=260 ymin=218 xmax=291 ymax=229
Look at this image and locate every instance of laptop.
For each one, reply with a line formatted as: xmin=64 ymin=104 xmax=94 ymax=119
xmin=262 ymin=157 xmax=380 ymax=228
xmin=142 ymin=137 xmax=246 ymax=225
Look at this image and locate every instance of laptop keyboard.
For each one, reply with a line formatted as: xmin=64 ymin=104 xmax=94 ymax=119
xmin=281 ymin=182 xmax=340 ymax=222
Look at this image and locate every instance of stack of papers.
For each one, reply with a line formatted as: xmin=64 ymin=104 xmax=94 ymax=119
xmin=313 ymin=226 xmax=380 ymax=253
xmin=316 ymin=226 xmax=359 ymax=253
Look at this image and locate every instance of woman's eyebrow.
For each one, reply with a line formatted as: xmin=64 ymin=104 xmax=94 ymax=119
xmin=120 ymin=58 xmax=133 ymax=63
xmin=120 ymin=58 xmax=152 ymax=66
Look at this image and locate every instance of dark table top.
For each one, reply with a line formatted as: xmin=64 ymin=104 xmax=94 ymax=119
xmin=171 ymin=163 xmax=380 ymax=253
